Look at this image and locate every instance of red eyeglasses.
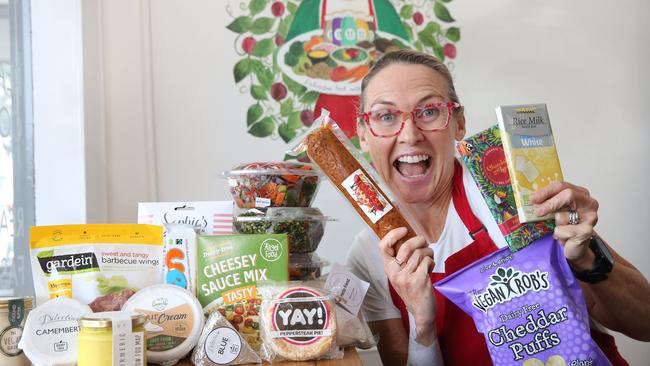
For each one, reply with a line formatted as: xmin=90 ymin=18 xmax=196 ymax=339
xmin=359 ymin=101 xmax=461 ymax=137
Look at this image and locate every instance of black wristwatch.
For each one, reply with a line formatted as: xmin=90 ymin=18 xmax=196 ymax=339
xmin=572 ymin=235 xmax=614 ymax=284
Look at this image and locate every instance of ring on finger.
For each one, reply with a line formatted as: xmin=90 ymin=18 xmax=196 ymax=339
xmin=394 ymin=258 xmax=404 ymax=267
xmin=568 ymin=210 xmax=580 ymax=225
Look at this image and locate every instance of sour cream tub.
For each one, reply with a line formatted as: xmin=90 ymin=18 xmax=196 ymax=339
xmin=0 ymin=297 xmax=32 ymax=366
xmin=122 ymin=284 xmax=204 ymax=366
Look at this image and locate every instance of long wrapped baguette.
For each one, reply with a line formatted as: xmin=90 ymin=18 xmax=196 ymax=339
xmin=304 ymin=122 xmax=417 ymax=251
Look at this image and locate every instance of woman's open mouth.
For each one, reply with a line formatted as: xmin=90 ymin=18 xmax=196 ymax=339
xmin=393 ymin=154 xmax=431 ymax=178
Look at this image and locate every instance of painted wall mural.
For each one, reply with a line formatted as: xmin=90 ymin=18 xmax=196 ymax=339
xmin=227 ymin=0 xmax=460 ymax=145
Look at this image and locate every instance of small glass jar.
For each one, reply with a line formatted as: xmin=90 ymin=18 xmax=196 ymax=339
xmin=78 ymin=312 xmax=146 ymax=366
xmin=0 ymin=297 xmax=33 ymax=366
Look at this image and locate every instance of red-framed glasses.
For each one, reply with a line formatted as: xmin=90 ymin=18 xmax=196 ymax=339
xmin=359 ymin=101 xmax=461 ymax=138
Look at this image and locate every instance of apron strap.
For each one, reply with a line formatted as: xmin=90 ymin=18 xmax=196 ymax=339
xmin=451 ymin=160 xmax=487 ymax=240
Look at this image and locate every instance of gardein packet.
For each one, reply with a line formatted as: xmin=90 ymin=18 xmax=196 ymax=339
xmin=435 ymin=235 xmax=611 ymax=366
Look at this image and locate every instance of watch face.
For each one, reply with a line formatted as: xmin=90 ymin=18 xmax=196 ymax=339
xmin=594 ymin=235 xmax=614 ymax=264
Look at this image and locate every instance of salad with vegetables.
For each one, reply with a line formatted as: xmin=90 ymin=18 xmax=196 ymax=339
xmin=224 ymin=162 xmax=321 ymax=208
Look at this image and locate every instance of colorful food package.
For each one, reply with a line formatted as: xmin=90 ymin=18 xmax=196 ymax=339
xmin=163 ymin=223 xmax=198 ymax=295
xmin=29 ymin=224 xmax=163 ymax=310
xmin=222 ymin=162 xmax=321 ymax=208
xmin=233 ymin=207 xmax=333 ymax=253
xmin=434 ymin=235 xmax=612 ymax=366
xmin=496 ymin=104 xmax=564 ymax=223
xmin=197 ymin=234 xmax=289 ymax=351
xmin=457 ymin=125 xmax=555 ymax=251
xmin=258 ymin=283 xmax=342 ymax=362
xmin=294 ymin=111 xmax=421 ymax=252
xmin=137 ymin=201 xmax=234 ymax=235
xmin=191 ymin=310 xmax=261 ymax=366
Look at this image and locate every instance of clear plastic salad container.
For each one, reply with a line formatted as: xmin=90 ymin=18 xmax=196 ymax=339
xmin=233 ymin=207 xmax=333 ymax=253
xmin=288 ymin=253 xmax=329 ymax=281
xmin=223 ymin=162 xmax=322 ymax=208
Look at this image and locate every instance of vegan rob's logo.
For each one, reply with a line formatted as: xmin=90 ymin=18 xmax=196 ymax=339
xmin=37 ymin=252 xmax=99 ymax=275
xmin=471 ymin=267 xmax=550 ymax=313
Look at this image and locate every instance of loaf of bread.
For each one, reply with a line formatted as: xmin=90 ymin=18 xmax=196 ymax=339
xmin=305 ymin=125 xmax=416 ymax=250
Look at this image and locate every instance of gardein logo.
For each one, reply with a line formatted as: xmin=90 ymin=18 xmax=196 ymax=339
xmin=471 ymin=267 xmax=550 ymax=313
xmin=37 ymin=252 xmax=99 ymax=276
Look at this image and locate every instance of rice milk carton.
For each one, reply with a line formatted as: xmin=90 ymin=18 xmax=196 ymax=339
xmin=496 ymin=104 xmax=563 ymax=223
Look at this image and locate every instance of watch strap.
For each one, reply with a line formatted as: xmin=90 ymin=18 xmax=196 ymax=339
xmin=572 ymin=235 xmax=613 ymax=284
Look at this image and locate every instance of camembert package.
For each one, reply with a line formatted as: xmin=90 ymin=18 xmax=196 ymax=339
xmin=29 ymin=224 xmax=163 ymax=311
xmin=496 ymin=104 xmax=564 ymax=223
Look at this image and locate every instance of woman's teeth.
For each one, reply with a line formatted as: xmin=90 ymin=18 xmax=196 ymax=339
xmin=397 ymin=154 xmax=430 ymax=164
xmin=395 ymin=155 xmax=431 ymax=177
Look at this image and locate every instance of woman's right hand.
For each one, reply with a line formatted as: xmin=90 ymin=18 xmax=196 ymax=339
xmin=379 ymin=227 xmax=437 ymax=345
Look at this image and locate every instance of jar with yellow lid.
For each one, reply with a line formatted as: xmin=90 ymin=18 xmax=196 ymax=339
xmin=78 ymin=311 xmax=147 ymax=366
xmin=0 ymin=297 xmax=32 ymax=366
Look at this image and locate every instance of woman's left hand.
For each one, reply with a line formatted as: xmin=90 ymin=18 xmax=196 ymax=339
xmin=530 ymin=181 xmax=599 ymax=269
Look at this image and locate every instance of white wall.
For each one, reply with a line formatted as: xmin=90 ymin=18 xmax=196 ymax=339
xmin=82 ymin=0 xmax=649 ymax=363
xmin=33 ymin=0 xmax=86 ymax=225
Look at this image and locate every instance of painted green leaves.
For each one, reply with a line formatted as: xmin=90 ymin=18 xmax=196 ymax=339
xmin=228 ymin=1 xmax=315 ymax=141
xmin=434 ymin=1 xmax=455 ymax=23
xmin=228 ymin=0 xmax=461 ymax=143
xmin=400 ymin=0 xmax=460 ymax=62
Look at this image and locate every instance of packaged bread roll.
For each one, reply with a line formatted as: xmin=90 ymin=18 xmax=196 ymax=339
xmin=296 ymin=111 xmax=419 ymax=251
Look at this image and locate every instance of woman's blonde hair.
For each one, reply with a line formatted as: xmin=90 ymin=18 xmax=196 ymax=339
xmin=359 ymin=49 xmax=459 ymax=112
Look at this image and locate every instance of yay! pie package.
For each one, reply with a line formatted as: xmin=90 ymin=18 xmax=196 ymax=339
xmin=434 ymin=235 xmax=612 ymax=366
xmin=257 ymin=282 xmax=342 ymax=362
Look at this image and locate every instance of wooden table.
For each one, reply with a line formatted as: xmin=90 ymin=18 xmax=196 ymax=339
xmin=175 ymin=347 xmax=362 ymax=365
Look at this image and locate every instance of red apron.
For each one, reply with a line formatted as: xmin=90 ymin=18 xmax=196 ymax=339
xmin=388 ymin=162 xmax=628 ymax=365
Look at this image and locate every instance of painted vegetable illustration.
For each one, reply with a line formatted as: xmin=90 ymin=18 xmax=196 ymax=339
xmin=227 ymin=0 xmax=461 ymax=142
xmin=351 ymin=173 xmax=386 ymax=214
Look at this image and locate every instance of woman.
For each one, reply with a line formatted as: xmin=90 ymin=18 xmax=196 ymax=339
xmin=346 ymin=49 xmax=650 ymax=365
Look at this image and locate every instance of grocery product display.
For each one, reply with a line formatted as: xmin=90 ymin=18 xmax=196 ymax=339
xmin=122 ymin=284 xmax=204 ymax=366
xmin=14 ymin=147 xmax=370 ymax=365
xmin=18 ymin=297 xmax=91 ymax=366
xmin=0 ymin=297 xmax=32 ymax=366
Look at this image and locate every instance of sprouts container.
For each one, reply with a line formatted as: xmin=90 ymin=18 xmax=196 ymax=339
xmin=223 ymin=162 xmax=321 ymax=208
xmin=288 ymin=253 xmax=329 ymax=281
xmin=233 ymin=207 xmax=333 ymax=253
